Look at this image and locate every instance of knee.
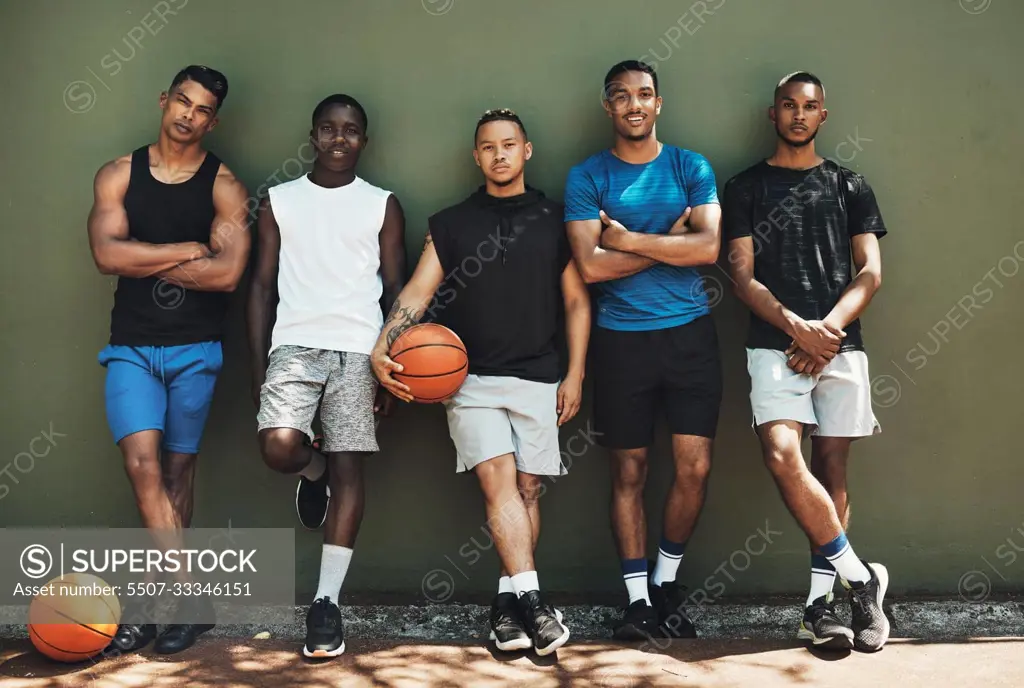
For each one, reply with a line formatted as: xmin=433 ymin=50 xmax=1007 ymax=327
xmin=518 ymin=479 xmax=544 ymax=510
xmin=612 ymin=455 xmax=648 ymax=493
xmin=258 ymin=429 xmax=306 ymax=474
xmin=762 ymin=445 xmax=803 ymax=480
xmin=124 ymin=451 xmax=161 ymax=486
xmin=162 ymin=455 xmax=195 ymax=485
xmin=675 ymin=455 xmax=711 ymax=486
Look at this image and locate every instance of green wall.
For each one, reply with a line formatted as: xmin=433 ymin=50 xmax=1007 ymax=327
xmin=2 ymin=0 xmax=1023 ymax=602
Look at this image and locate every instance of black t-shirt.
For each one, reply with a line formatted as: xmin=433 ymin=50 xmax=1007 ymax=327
xmin=427 ymin=186 xmax=572 ymax=383
xmin=722 ymin=159 xmax=887 ymax=352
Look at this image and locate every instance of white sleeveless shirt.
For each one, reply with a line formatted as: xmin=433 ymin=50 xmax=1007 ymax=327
xmin=268 ymin=174 xmax=391 ymax=356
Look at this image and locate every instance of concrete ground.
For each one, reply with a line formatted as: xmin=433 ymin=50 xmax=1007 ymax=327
xmin=2 ymin=637 xmax=1024 ymax=687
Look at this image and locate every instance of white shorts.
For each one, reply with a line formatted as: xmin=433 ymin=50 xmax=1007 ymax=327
xmin=746 ymin=348 xmax=881 ymax=438
xmin=443 ymin=374 xmax=567 ymax=476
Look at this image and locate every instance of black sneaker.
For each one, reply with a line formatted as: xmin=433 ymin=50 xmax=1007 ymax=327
xmin=488 ymin=592 xmax=532 ymax=652
xmin=517 ymin=590 xmax=570 ymax=656
xmin=303 ymin=597 xmax=345 ymax=658
xmin=296 ymin=435 xmax=330 ymax=530
xmin=797 ymin=593 xmax=854 ymax=650
xmin=649 ymin=581 xmax=697 ymax=638
xmin=843 ymin=561 xmax=890 ymax=652
xmin=612 ymin=599 xmax=659 ymax=640
xmin=153 ymin=595 xmax=215 ymax=655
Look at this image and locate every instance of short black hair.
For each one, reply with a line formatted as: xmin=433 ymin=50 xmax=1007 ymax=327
xmin=311 ymin=94 xmax=369 ymax=133
xmin=170 ymin=65 xmax=228 ymax=109
xmin=474 ymin=108 xmax=528 ymax=143
xmin=603 ymin=60 xmax=659 ymax=99
xmin=774 ymin=71 xmax=825 ymax=101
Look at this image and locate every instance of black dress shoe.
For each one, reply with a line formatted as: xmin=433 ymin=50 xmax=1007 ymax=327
xmin=153 ymin=622 xmax=215 ymax=654
xmin=110 ymin=623 xmax=157 ymax=653
xmin=154 ymin=594 xmax=215 ymax=655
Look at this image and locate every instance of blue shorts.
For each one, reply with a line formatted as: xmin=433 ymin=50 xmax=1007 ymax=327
xmin=98 ymin=342 xmax=224 ymax=454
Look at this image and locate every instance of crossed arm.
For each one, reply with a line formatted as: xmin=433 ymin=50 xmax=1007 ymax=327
xmin=565 ymin=203 xmax=720 ymax=284
xmin=87 ymin=156 xmax=251 ymax=290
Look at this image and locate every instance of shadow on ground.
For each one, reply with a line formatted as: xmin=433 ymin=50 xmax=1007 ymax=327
xmin=3 ymin=637 xmax=1024 ymax=687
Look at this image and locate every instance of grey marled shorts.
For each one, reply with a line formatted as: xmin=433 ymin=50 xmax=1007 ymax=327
xmin=257 ymin=345 xmax=379 ymax=453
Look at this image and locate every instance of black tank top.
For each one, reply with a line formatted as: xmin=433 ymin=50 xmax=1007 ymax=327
xmin=108 ymin=145 xmax=230 ymax=346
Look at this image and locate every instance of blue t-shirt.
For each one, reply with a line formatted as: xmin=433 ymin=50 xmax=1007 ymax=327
xmin=563 ymin=144 xmax=720 ymax=331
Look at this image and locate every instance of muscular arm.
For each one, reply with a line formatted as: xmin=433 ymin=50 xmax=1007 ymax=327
xmin=566 ymin=218 xmax=656 ymax=284
xmin=378 ymin=195 xmax=408 ymax=321
xmin=614 ymin=203 xmax=722 ymax=266
xmin=561 ymin=259 xmax=591 ymax=381
xmin=727 ymin=236 xmax=802 ymax=339
xmin=154 ymin=166 xmax=252 ymax=292
xmin=246 ymin=197 xmax=281 ymax=385
xmin=87 ymin=158 xmax=208 ymax=277
xmin=824 ymin=233 xmax=882 ymax=329
xmin=373 ymin=232 xmax=446 ymax=354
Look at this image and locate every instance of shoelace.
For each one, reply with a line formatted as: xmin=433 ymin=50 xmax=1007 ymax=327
xmin=809 ymin=599 xmax=839 ymax=622
xmin=312 ymin=598 xmax=339 ymax=628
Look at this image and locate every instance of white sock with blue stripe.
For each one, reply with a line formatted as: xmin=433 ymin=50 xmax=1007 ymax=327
xmin=622 ymin=558 xmax=651 ymax=605
xmin=651 ymin=537 xmax=686 ymax=586
xmin=808 ymin=552 xmax=837 ymax=606
xmin=819 ymin=533 xmax=870 ymax=585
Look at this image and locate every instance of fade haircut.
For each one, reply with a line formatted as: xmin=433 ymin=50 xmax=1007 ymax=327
xmin=475 ymin=108 xmax=528 ymax=144
xmin=170 ymin=65 xmax=229 ymax=109
xmin=603 ymin=60 xmax=658 ymax=99
xmin=311 ymin=94 xmax=369 ymax=133
xmin=774 ymin=71 xmax=825 ymax=102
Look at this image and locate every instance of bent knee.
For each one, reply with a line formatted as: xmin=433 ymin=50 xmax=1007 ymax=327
xmin=762 ymin=446 xmax=804 ymax=479
xmin=517 ymin=476 xmax=544 ymax=507
xmin=259 ymin=428 xmax=307 ymax=473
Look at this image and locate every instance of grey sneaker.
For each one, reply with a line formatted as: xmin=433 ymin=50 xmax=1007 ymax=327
xmin=842 ymin=561 xmax=890 ymax=652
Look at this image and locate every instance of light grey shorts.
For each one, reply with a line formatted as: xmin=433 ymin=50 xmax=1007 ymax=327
xmin=443 ymin=374 xmax=566 ymax=476
xmin=746 ymin=348 xmax=881 ymax=438
xmin=257 ymin=345 xmax=378 ymax=453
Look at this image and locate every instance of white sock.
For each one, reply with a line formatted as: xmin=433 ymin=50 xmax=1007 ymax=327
xmin=807 ymin=568 xmax=837 ymax=607
xmin=624 ymin=573 xmax=652 ymax=606
xmin=827 ymin=544 xmax=871 ymax=585
xmin=313 ymin=544 xmax=353 ymax=603
xmin=299 ymin=448 xmax=326 ymax=481
xmin=651 ymin=551 xmax=684 ymax=587
xmin=498 ymin=576 xmax=514 ymax=595
xmin=510 ymin=571 xmax=539 ymax=596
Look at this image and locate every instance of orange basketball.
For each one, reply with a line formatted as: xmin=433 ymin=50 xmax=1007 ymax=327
xmin=28 ymin=573 xmax=121 ymax=663
xmin=390 ymin=323 xmax=469 ymax=403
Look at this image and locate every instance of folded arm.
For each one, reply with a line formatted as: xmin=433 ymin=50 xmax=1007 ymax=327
xmin=610 ymin=203 xmax=721 ymax=266
xmin=154 ymin=165 xmax=252 ymax=292
xmin=565 ymin=218 xmax=656 ymax=284
xmin=87 ymin=157 xmax=209 ymax=277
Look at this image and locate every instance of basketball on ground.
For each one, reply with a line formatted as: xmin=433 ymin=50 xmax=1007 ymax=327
xmin=28 ymin=573 xmax=121 ymax=662
xmin=389 ymin=323 xmax=469 ymax=403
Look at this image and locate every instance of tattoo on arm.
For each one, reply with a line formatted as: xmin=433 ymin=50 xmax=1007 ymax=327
xmin=384 ymin=297 xmax=425 ymax=348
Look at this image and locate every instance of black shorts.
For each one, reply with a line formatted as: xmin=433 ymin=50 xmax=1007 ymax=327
xmin=591 ymin=314 xmax=723 ymax=449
